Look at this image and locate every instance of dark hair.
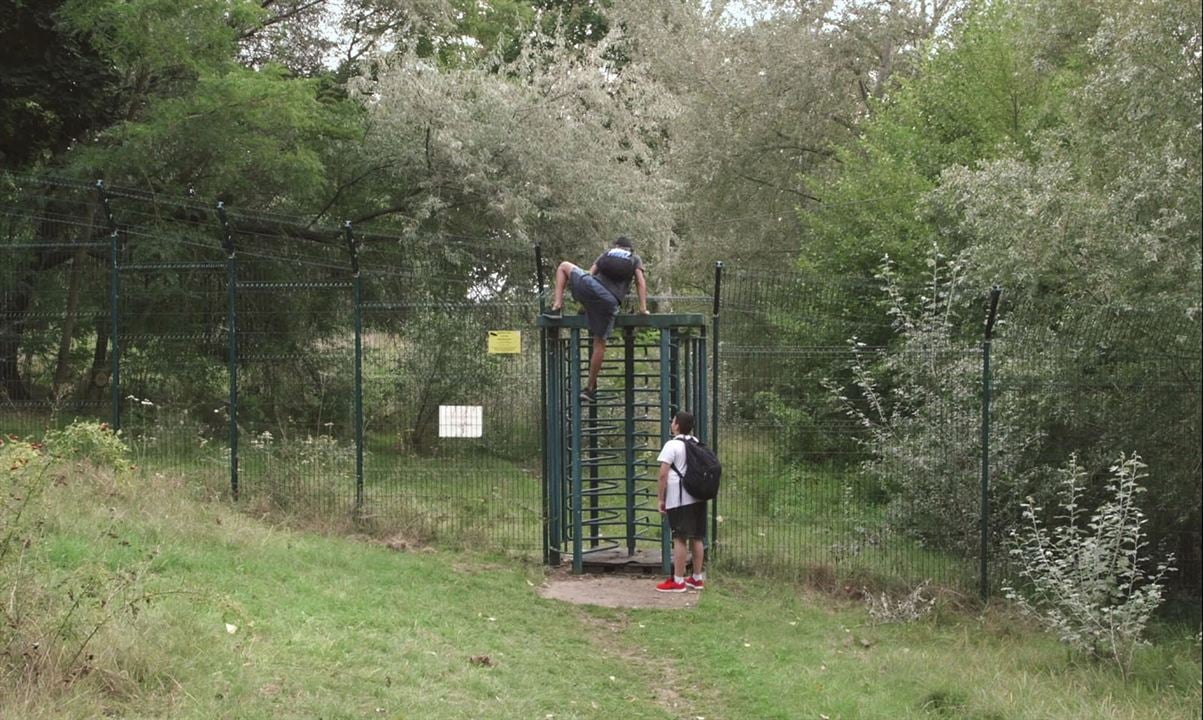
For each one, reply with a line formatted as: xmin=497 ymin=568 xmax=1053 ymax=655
xmin=613 ymin=235 xmax=633 ymax=249
xmin=674 ymin=410 xmax=694 ymax=435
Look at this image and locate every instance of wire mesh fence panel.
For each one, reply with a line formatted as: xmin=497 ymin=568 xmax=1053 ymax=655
xmin=990 ymin=311 xmax=1203 ymax=595
xmin=111 ymin=209 xmax=231 ymax=485
xmin=361 ymin=295 xmax=543 ymax=554
xmin=4 ymin=172 xmax=1200 ymax=597
xmin=1 ymin=177 xmax=112 ymax=439
xmin=232 ymin=241 xmax=359 ymax=520
xmin=716 ymin=269 xmax=984 ymax=592
xmin=716 ymin=346 xmax=982 ymax=592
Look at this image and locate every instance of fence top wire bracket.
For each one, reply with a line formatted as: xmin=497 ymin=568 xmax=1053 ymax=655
xmin=536 ymin=313 xmax=707 ymax=330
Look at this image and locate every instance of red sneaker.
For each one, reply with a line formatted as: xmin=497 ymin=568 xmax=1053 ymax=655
xmin=655 ymin=577 xmax=687 ymax=593
xmin=685 ymin=577 xmax=705 ymax=591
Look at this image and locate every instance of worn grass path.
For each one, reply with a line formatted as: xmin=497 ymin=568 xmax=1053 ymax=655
xmin=3 ymin=464 xmax=1200 ymax=719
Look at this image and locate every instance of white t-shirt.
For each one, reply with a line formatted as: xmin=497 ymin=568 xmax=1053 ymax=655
xmin=658 ymin=434 xmax=702 ymax=509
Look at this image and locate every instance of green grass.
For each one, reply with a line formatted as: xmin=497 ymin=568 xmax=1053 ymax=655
xmin=3 ymin=460 xmax=1200 ymax=719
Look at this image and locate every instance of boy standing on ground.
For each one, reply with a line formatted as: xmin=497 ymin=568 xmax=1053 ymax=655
xmin=545 ymin=236 xmax=649 ymax=402
xmin=655 ymin=410 xmax=706 ymax=593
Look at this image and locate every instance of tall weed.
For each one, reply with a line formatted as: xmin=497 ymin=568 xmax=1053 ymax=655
xmin=1004 ymin=453 xmax=1176 ymax=676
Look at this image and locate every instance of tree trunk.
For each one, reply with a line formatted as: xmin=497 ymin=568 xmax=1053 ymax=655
xmin=0 ymin=283 xmax=33 ymax=402
xmin=52 ymin=247 xmax=89 ymax=395
xmin=3 ymin=196 xmax=105 ymax=403
xmin=82 ymin=314 xmax=110 ymax=403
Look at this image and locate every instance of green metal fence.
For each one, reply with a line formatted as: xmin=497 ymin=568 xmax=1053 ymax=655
xmin=3 ymin=174 xmax=1199 ymax=596
xmin=718 ymin=268 xmax=1201 ymax=595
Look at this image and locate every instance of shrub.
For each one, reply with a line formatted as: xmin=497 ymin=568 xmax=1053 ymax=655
xmin=865 ymin=581 xmax=937 ymax=624
xmin=43 ymin=420 xmax=131 ymax=469
xmin=1003 ymin=453 xmax=1176 ymax=675
xmin=0 ymin=435 xmax=49 ymax=564
xmin=827 ymin=250 xmax=1037 ymax=554
xmin=1 ymin=430 xmax=155 ymax=695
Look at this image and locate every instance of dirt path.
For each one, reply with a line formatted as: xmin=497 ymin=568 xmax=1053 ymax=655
xmin=538 ymin=571 xmax=727 ymax=719
xmin=537 ymin=571 xmax=699 ymax=610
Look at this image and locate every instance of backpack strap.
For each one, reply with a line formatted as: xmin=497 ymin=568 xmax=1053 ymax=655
xmin=669 ymin=436 xmax=694 ymax=505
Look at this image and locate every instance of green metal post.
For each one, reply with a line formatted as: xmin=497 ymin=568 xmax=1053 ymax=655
xmin=97 ymin=181 xmax=121 ymax=430
xmin=710 ymin=262 xmax=723 ymax=549
xmin=588 ymin=369 xmax=599 ymax=548
xmin=536 ymin=246 xmax=550 ymax=564
xmin=659 ymin=328 xmax=672 ymax=576
xmin=623 ymin=327 xmax=637 ymax=556
xmin=345 ymin=223 xmax=365 ymax=517
xmin=539 ymin=327 xmax=550 ymax=562
xmin=669 ymin=331 xmax=680 ymax=413
xmin=217 ymin=202 xmax=238 ymax=500
xmin=546 ymin=333 xmax=562 ymax=565
xmin=980 ymin=286 xmax=1001 ymax=602
xmin=695 ymin=337 xmax=704 ymax=422
xmin=569 ymin=328 xmax=584 ymax=573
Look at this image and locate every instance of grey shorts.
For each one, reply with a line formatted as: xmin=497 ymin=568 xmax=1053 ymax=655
xmin=667 ymin=501 xmax=707 ymax=540
xmin=569 ymin=268 xmax=619 ymax=340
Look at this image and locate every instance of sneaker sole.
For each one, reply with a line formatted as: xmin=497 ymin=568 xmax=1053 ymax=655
xmin=655 ymin=587 xmax=687 ymax=593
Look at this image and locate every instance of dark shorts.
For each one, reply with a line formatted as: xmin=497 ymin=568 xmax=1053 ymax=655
xmin=569 ymin=268 xmax=619 ymax=340
xmin=667 ymin=501 xmax=707 ymax=540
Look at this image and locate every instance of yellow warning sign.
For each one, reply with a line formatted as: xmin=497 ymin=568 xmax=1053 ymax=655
xmin=487 ymin=330 xmax=521 ymax=354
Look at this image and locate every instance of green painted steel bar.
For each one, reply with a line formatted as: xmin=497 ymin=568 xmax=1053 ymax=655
xmin=588 ymin=388 xmax=599 ymax=548
xmin=697 ymin=335 xmax=710 ymax=552
xmin=6 ymin=242 xmax=109 ymax=249
xmin=673 ymin=331 xmax=683 ymax=413
xmin=537 ymin=313 xmax=706 ymax=329
xmin=347 ymin=223 xmax=365 ymax=517
xmin=569 ymin=328 xmax=584 ymax=574
xmin=682 ymin=333 xmax=692 ymax=417
xmin=558 ymin=337 xmax=570 ymax=561
xmin=237 ymin=281 xmax=353 ymax=290
xmin=710 ymin=262 xmax=723 ymax=550
xmin=539 ymin=335 xmax=549 ymax=563
xmin=97 ymin=181 xmax=122 ymax=431
xmin=536 ymin=245 xmax=550 ymax=565
xmin=659 ymin=328 xmax=672 ymax=576
xmin=981 ymin=286 xmax=1001 ymax=602
xmin=120 ymin=262 xmax=226 ymax=271
xmin=218 ymin=202 xmax=238 ymax=500
xmin=547 ymin=334 xmax=562 ymax=565
xmin=624 ymin=327 xmax=637 ymax=556
xmin=697 ymin=334 xmax=702 ymax=447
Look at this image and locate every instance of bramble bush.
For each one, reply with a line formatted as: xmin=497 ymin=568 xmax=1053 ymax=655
xmin=1 ymin=434 xmax=49 ymax=564
xmin=43 ymin=420 xmax=131 ymax=469
xmin=1 ymin=426 xmax=154 ymax=691
xmin=1003 ymin=453 xmax=1176 ymax=675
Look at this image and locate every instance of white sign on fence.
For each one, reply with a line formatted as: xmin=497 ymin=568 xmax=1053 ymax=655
xmin=438 ymin=405 xmax=483 ymax=438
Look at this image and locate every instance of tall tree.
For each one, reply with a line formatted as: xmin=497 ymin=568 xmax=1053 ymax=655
xmin=609 ymin=0 xmax=961 ymax=287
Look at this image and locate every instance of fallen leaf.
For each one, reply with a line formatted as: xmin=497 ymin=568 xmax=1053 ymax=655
xmin=225 ymin=623 xmax=238 ymax=635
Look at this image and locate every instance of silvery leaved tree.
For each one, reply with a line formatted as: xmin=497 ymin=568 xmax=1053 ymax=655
xmin=827 ymin=249 xmax=1038 ymax=554
xmin=355 ymin=22 xmax=679 ymax=294
xmin=1004 ymin=454 xmax=1176 ymax=676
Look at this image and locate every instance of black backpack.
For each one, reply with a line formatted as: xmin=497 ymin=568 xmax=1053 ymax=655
xmin=595 ymin=248 xmax=637 ymax=282
xmin=673 ymin=438 xmax=722 ymax=501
